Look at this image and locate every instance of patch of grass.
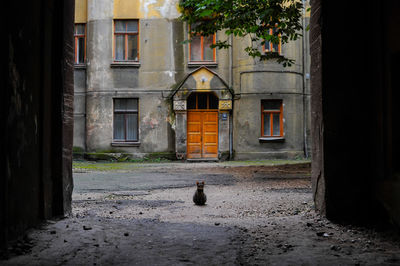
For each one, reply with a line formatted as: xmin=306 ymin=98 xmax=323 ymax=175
xmin=72 ymin=146 xmax=85 ymax=153
xmin=73 ymin=157 xmax=171 ymax=171
xmin=73 ymin=158 xmax=310 ymax=171
xmin=73 ymin=161 xmax=141 ymax=171
xmin=128 ymin=157 xmax=171 ymax=163
xmin=95 ymin=148 xmax=125 ymax=153
xmin=221 ymin=159 xmax=311 ymax=166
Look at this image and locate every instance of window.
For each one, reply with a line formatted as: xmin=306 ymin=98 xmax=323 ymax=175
xmin=263 ymin=28 xmax=281 ymax=53
xmin=114 ymin=20 xmax=139 ymax=61
xmin=189 ymin=25 xmax=216 ymax=62
xmin=74 ymin=24 xmax=86 ymax=64
xmin=261 ymin=100 xmax=283 ymax=137
xmin=113 ymin=99 xmax=139 ymax=142
xmin=187 ymin=92 xmax=218 ymax=110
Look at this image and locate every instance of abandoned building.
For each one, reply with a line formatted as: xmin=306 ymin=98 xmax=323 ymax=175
xmin=72 ymin=0 xmax=311 ymax=160
xmin=2 ymin=0 xmax=400 ymax=260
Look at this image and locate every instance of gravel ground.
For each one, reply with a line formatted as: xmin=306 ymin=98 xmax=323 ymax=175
xmin=1 ymin=162 xmax=400 ymax=265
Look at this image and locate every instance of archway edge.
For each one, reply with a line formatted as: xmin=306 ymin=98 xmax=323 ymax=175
xmin=170 ymin=66 xmax=234 ymax=102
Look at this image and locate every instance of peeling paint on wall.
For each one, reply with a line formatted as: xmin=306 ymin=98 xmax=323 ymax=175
xmin=140 ymin=0 xmax=180 ymax=18
xmin=114 ymin=0 xmax=180 ymax=19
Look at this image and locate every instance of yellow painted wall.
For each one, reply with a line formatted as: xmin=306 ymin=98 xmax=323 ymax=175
xmin=192 ymin=68 xmax=214 ymax=92
xmin=114 ymin=0 xmax=180 ymax=19
xmin=75 ymin=0 xmax=87 ymax=23
xmin=114 ymin=0 xmax=142 ymax=18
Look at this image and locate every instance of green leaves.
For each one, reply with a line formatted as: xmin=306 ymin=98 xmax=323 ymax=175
xmin=179 ymin=0 xmax=303 ymax=67
xmin=199 ymin=9 xmax=214 ymax=18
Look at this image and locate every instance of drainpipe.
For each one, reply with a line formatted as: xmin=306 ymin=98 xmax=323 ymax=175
xmin=229 ymin=34 xmax=234 ymax=160
xmin=302 ymin=0 xmax=309 ymax=158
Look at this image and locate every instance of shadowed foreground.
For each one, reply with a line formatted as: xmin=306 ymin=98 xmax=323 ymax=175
xmin=2 ymin=162 xmax=400 ymax=265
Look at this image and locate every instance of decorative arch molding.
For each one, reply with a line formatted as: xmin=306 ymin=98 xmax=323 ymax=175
xmin=170 ymin=66 xmax=233 ymax=111
xmin=170 ymin=67 xmax=233 ymax=160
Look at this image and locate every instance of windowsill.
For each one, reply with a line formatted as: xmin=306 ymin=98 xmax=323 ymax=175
xmin=188 ymin=62 xmax=218 ymax=68
xmin=110 ymin=61 xmax=141 ymax=68
xmin=111 ymin=141 xmax=140 ymax=147
xmin=259 ymin=137 xmax=285 ymax=143
xmin=263 ymin=51 xmax=281 ymax=55
xmin=74 ymin=63 xmax=87 ymax=69
xmin=260 ymin=52 xmax=283 ymax=61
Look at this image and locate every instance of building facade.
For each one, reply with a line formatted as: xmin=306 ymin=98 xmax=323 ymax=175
xmin=73 ymin=0 xmax=311 ymax=160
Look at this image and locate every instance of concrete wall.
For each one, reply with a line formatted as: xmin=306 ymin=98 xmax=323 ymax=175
xmin=233 ymin=94 xmax=304 ymax=160
xmin=73 ymin=69 xmax=86 ymax=149
xmin=74 ymin=0 xmax=183 ymax=157
xmin=231 ymin=20 xmax=309 ymax=159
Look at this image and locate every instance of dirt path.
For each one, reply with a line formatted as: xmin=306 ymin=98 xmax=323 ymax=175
xmin=1 ymin=162 xmax=400 ymax=265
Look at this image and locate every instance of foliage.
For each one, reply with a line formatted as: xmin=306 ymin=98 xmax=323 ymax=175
xmin=179 ymin=0 xmax=304 ymax=67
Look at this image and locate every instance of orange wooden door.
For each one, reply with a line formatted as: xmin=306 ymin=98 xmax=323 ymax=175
xmin=187 ymin=111 xmax=218 ymax=159
xmin=202 ymin=111 xmax=218 ymax=158
xmin=187 ymin=111 xmax=202 ymax=159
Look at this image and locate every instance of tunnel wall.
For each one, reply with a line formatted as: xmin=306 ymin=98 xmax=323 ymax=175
xmin=311 ymin=0 xmax=400 ymax=225
xmin=1 ymin=0 xmax=74 ymax=248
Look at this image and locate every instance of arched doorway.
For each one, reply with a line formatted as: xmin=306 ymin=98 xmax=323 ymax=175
xmin=187 ymin=92 xmax=219 ymax=159
xmin=171 ymin=66 xmax=233 ymax=160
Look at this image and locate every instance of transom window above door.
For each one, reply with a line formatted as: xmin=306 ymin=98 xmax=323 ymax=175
xmin=114 ymin=20 xmax=139 ymax=61
xmin=187 ymin=92 xmax=218 ymax=110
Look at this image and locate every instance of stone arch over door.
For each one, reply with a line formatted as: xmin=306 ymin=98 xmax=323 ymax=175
xmin=170 ymin=67 xmax=233 ymax=160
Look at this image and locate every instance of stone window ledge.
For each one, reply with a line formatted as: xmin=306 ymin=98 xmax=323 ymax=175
xmin=111 ymin=142 xmax=140 ymax=147
xmin=110 ymin=62 xmax=141 ymax=68
xmin=259 ymin=137 xmax=285 ymax=143
xmin=74 ymin=64 xmax=87 ymax=69
xmin=188 ymin=62 xmax=218 ymax=68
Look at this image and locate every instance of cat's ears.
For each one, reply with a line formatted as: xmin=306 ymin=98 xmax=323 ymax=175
xmin=201 ymin=181 xmax=205 ymax=184
xmin=196 ymin=181 xmax=199 ymax=185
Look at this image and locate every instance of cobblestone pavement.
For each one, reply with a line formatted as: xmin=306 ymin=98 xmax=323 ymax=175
xmin=1 ymin=161 xmax=400 ymax=265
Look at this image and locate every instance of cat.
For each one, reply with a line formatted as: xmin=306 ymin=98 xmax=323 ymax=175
xmin=193 ymin=181 xmax=207 ymax=206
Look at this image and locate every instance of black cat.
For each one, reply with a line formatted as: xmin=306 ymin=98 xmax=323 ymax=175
xmin=193 ymin=181 xmax=207 ymax=206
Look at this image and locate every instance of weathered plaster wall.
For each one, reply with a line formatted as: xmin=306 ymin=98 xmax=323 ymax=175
xmin=75 ymin=0 xmax=310 ymax=161
xmin=114 ymin=0 xmax=180 ymax=19
xmin=86 ymin=92 xmax=173 ymax=155
xmin=81 ymin=0 xmax=183 ymax=155
xmin=233 ymin=94 xmax=304 ymax=160
xmin=303 ymin=15 xmax=312 ymax=158
xmin=174 ymin=111 xmax=187 ymax=158
xmin=73 ymin=69 xmax=86 ymax=149
xmin=231 ymin=29 xmax=308 ymax=159
xmin=219 ymin=111 xmax=230 ymax=159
